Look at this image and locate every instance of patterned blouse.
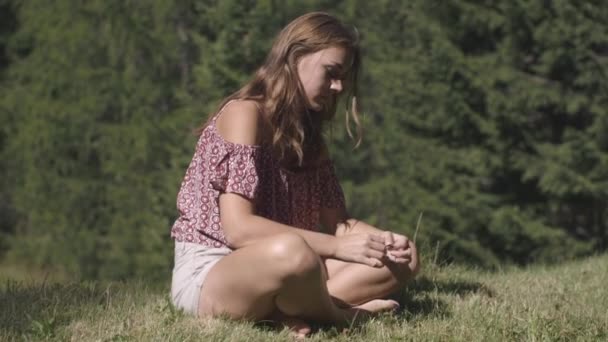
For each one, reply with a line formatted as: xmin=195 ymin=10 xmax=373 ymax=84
xmin=170 ymin=104 xmax=346 ymax=248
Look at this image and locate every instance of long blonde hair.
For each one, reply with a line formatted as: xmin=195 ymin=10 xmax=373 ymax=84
xmin=204 ymin=12 xmax=361 ymax=168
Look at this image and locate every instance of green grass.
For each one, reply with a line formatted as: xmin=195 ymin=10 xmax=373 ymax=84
xmin=1 ymin=255 xmax=607 ymax=341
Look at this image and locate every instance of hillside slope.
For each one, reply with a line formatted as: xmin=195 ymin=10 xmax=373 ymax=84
xmin=1 ymin=255 xmax=607 ymax=341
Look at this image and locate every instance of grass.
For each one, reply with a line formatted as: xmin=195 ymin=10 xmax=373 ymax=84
xmin=1 ymin=255 xmax=607 ymax=341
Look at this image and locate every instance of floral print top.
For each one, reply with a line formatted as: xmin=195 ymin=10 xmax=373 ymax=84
xmin=170 ymin=103 xmax=345 ymax=248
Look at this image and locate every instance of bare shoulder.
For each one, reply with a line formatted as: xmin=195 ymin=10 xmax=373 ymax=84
xmin=215 ymin=99 xmax=262 ymax=146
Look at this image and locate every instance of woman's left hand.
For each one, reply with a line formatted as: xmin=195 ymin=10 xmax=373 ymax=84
xmin=381 ymin=231 xmax=413 ymax=264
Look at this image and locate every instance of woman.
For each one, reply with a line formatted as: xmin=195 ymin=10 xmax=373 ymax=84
xmin=170 ymin=11 xmax=420 ymax=337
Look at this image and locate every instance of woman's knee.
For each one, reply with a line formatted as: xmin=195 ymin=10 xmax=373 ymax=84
xmin=266 ymin=233 xmax=321 ymax=278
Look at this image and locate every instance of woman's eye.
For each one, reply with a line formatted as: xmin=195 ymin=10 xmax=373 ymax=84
xmin=326 ymin=67 xmax=341 ymax=79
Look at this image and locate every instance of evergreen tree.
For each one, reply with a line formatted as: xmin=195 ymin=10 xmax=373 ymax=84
xmin=1 ymin=0 xmax=606 ymax=277
xmin=0 ymin=0 xmax=18 ymax=255
xmin=330 ymin=0 xmax=606 ymax=265
xmin=0 ymin=0 xmax=345 ymax=279
xmin=1 ymin=0 xmax=192 ymax=279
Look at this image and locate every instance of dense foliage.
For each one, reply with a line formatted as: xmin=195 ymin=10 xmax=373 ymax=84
xmin=0 ymin=0 xmax=606 ymax=279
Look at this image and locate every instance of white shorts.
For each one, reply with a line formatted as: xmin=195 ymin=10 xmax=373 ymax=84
xmin=170 ymin=241 xmax=232 ymax=316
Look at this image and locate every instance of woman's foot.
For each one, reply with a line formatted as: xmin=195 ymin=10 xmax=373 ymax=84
xmin=354 ymin=298 xmax=400 ymax=313
xmin=341 ymin=299 xmax=400 ymax=326
xmin=269 ymin=311 xmax=312 ymax=339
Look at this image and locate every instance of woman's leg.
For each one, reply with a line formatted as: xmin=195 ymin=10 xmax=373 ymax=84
xmin=198 ymin=232 xmax=398 ymax=325
xmin=325 ymin=240 xmax=420 ymax=306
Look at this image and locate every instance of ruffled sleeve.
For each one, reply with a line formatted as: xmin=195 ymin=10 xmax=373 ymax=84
xmin=317 ymin=160 xmax=346 ymax=209
xmin=210 ymin=144 xmax=260 ymax=200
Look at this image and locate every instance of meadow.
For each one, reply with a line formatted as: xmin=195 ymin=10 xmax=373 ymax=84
xmin=2 ymin=254 xmax=607 ymax=341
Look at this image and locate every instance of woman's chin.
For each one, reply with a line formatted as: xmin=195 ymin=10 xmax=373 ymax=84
xmin=307 ymin=103 xmax=323 ymax=112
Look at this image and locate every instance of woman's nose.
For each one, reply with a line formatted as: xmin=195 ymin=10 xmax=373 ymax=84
xmin=330 ymin=79 xmax=343 ymax=93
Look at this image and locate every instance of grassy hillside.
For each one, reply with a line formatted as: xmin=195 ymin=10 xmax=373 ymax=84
xmin=1 ymin=255 xmax=607 ymax=341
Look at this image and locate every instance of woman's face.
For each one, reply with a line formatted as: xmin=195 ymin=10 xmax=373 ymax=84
xmin=296 ymin=46 xmax=348 ymax=111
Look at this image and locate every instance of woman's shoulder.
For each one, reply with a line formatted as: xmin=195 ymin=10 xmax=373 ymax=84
xmin=215 ymin=99 xmax=263 ymax=146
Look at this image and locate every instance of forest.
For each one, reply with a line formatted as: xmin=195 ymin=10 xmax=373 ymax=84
xmin=0 ymin=0 xmax=607 ymax=281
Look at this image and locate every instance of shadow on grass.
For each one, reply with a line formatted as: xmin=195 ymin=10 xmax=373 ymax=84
xmin=0 ymin=280 xmax=108 ymax=337
xmin=408 ymin=276 xmax=495 ymax=297
xmin=255 ymin=276 xmax=495 ymax=338
xmin=393 ymin=276 xmax=495 ymax=320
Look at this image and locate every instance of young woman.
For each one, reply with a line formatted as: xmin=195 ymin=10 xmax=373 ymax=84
xmin=170 ymin=12 xmax=420 ymax=336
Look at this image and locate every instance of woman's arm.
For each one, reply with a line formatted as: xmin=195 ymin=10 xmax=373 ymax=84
xmin=318 ymin=202 xmax=387 ymax=238
xmin=221 ymin=193 xmax=387 ymax=267
xmin=319 ymin=206 xmax=347 ymax=235
xmin=215 ymin=100 xmax=386 ymax=267
xmin=220 ymin=193 xmax=337 ymax=256
xmin=320 ymin=207 xmax=418 ymax=266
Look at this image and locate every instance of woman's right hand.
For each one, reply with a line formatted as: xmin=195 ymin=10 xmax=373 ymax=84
xmin=333 ymin=233 xmax=387 ymax=267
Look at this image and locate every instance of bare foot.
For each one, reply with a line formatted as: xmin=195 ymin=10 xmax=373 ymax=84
xmin=354 ymin=298 xmax=400 ymax=313
xmin=269 ymin=311 xmax=312 ymax=339
xmin=340 ymin=299 xmax=400 ymax=327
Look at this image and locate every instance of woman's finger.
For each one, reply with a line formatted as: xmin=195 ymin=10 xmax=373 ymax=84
xmin=393 ymin=234 xmax=409 ymax=249
xmin=387 ymin=248 xmax=412 ymax=262
xmin=364 ymin=234 xmax=387 ymax=251
xmin=388 ymin=249 xmax=411 ymax=257
xmin=369 ymin=234 xmax=386 ymax=244
xmin=391 ymin=257 xmax=411 ymax=264
xmin=363 ymin=257 xmax=384 ymax=268
xmin=382 ymin=231 xmax=395 ymax=247
xmin=368 ymin=240 xmax=387 ymax=252
xmin=366 ymin=249 xmax=385 ymax=260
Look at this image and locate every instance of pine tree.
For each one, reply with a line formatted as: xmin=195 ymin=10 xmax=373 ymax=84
xmin=1 ymin=0 xmax=605 ymax=276
xmin=1 ymin=0 xmax=192 ymax=279
xmin=0 ymin=0 xmax=18 ymax=255
xmin=330 ymin=0 xmax=606 ymax=265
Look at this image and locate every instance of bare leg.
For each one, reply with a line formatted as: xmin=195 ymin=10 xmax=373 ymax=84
xmin=267 ymin=310 xmax=311 ymax=339
xmin=198 ymin=233 xmax=398 ymax=327
xmin=325 ymin=258 xmax=417 ymax=305
xmin=326 ymin=241 xmax=420 ymax=305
